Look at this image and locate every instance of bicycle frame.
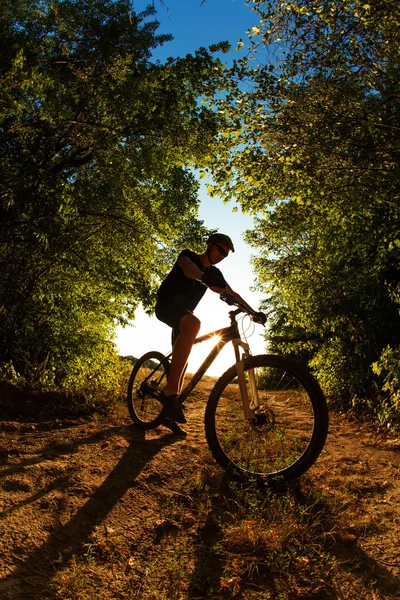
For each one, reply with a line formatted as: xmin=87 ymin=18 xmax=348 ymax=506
xmin=164 ymin=309 xmax=261 ymax=421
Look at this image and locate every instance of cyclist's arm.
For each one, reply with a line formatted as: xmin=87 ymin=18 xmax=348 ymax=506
xmin=225 ymin=283 xmax=257 ymax=314
xmin=177 ymin=256 xmax=227 ymax=295
xmin=177 ymin=255 xmax=204 ymax=281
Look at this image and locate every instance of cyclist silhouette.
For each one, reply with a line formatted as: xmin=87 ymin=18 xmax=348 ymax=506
xmin=128 ymin=236 xmax=327 ymax=473
xmin=155 ymin=233 xmax=264 ymax=428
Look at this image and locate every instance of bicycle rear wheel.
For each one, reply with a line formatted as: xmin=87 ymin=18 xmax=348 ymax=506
xmin=127 ymin=351 xmax=169 ymax=430
xmin=205 ymin=354 xmax=328 ymax=483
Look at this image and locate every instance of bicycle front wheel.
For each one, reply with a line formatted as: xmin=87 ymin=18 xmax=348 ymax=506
xmin=127 ymin=351 xmax=169 ymax=430
xmin=205 ymin=354 xmax=328 ymax=483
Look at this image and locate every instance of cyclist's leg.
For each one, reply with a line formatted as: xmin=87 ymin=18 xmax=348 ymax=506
xmin=155 ymin=298 xmax=200 ymax=398
xmin=164 ymin=313 xmax=200 ymax=395
xmin=178 ymin=362 xmax=188 ymax=394
xmin=172 ymin=330 xmax=188 ymax=394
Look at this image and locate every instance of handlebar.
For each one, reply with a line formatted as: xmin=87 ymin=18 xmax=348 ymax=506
xmin=220 ymin=293 xmax=266 ymax=326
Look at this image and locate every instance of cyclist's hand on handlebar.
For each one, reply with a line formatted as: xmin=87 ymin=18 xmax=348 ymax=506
xmin=252 ymin=311 xmax=267 ymax=325
xmin=202 ymin=271 xmax=226 ymax=289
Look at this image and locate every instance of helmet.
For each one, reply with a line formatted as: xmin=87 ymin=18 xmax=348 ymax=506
xmin=207 ymin=233 xmax=235 ymax=253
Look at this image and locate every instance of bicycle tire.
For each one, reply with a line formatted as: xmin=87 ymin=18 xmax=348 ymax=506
xmin=205 ymin=354 xmax=328 ymax=483
xmin=127 ymin=351 xmax=170 ymax=430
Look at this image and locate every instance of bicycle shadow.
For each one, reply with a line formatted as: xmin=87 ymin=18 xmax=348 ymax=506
xmin=0 ymin=423 xmax=181 ymax=596
xmin=0 ymin=423 xmax=142 ymax=520
xmin=0 ymin=423 xmax=129 ymax=478
xmin=187 ymin=478 xmax=400 ymax=599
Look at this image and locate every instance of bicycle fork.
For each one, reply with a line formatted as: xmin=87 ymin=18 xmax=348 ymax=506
xmin=232 ymin=339 xmax=260 ymax=422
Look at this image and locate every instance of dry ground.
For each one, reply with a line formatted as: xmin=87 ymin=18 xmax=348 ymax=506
xmin=0 ymin=378 xmax=399 ymax=599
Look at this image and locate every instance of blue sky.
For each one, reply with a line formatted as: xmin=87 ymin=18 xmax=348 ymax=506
xmin=135 ymin=0 xmax=259 ymax=60
xmin=116 ymin=0 xmax=266 ymax=375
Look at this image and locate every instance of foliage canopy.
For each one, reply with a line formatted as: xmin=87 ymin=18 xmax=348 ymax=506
xmin=0 ymin=0 xmax=226 ymax=391
xmin=208 ymin=0 xmax=400 ymax=422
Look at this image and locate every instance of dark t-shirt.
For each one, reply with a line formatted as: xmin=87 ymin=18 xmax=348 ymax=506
xmin=156 ymin=249 xmax=226 ymax=312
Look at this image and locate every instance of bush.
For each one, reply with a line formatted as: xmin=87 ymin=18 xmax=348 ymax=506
xmin=0 ymin=346 xmax=133 ymax=416
xmin=371 ymin=345 xmax=400 ymax=428
xmin=308 ymin=338 xmax=368 ymax=408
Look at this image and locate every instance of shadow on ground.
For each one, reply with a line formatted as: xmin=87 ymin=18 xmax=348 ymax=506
xmin=0 ymin=423 xmax=181 ymax=598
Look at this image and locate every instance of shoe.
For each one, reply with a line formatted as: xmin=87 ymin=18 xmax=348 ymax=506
xmin=159 ymin=391 xmax=187 ymax=424
xmin=171 ymin=401 xmax=186 ymax=424
xmin=162 ymin=417 xmax=187 ymax=436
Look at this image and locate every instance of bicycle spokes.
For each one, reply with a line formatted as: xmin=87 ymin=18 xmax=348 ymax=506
xmin=127 ymin=352 xmax=169 ymax=428
xmin=206 ymin=355 xmax=327 ymax=480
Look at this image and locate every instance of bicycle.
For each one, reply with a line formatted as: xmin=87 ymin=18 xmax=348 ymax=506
xmin=127 ymin=295 xmax=329 ymax=483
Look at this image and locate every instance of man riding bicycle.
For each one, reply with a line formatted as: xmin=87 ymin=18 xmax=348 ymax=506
xmin=155 ymin=232 xmax=265 ymax=430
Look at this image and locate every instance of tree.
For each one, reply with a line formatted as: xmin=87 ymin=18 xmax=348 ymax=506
xmin=208 ymin=0 xmax=400 ymax=418
xmin=0 ymin=0 xmax=227 ymax=387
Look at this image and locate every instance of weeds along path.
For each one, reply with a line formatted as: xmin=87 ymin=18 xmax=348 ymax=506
xmin=0 ymin=378 xmax=399 ymax=599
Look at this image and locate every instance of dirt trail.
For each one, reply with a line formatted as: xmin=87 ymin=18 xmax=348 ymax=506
xmin=0 ymin=380 xmax=399 ymax=599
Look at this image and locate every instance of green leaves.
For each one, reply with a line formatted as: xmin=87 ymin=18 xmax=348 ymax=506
xmin=0 ymin=0 xmax=226 ymax=384
xmin=208 ymin=0 xmax=400 ymax=414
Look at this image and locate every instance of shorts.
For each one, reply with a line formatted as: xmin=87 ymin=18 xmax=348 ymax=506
xmin=155 ymin=294 xmax=193 ymax=346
